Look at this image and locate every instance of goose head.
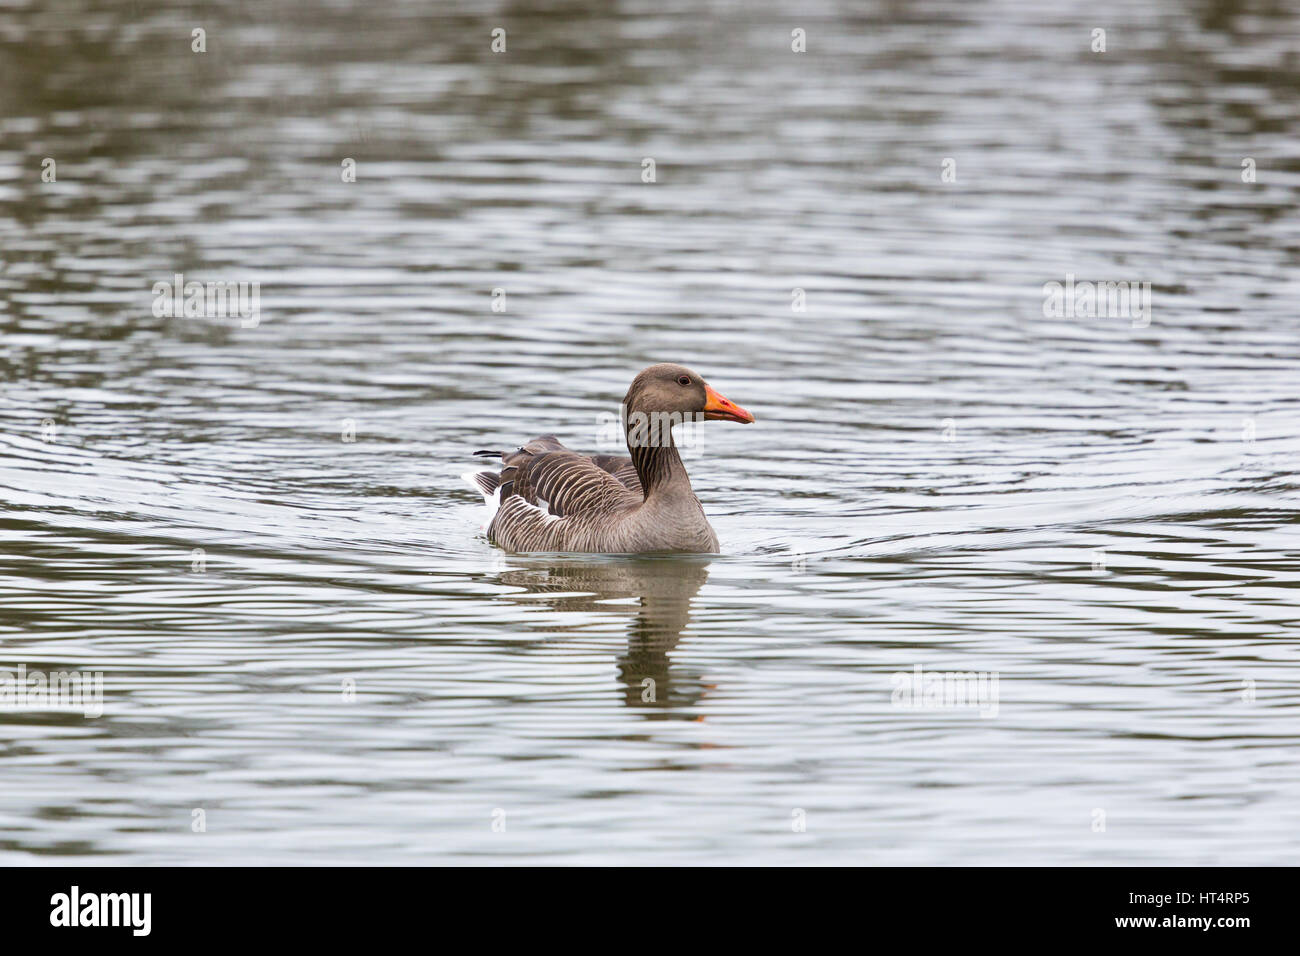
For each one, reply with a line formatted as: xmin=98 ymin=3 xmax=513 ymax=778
xmin=623 ymin=363 xmax=755 ymax=425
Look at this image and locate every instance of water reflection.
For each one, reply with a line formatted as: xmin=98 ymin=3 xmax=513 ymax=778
xmin=495 ymin=556 xmax=711 ymax=713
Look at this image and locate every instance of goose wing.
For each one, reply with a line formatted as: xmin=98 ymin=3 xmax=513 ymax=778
xmin=465 ymin=436 xmax=642 ymax=552
xmin=590 ymin=454 xmax=642 ymax=495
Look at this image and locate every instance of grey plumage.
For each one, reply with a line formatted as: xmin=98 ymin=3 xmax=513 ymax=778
xmin=462 ymin=364 xmax=754 ymax=554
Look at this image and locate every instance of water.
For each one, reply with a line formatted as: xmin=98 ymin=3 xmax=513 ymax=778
xmin=2 ymin=0 xmax=1299 ymax=864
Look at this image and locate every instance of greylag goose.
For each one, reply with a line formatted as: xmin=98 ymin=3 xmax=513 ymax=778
xmin=463 ymin=363 xmax=754 ymax=553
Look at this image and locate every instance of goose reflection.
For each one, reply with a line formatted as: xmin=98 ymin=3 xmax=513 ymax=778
xmin=493 ymin=556 xmax=711 ymax=713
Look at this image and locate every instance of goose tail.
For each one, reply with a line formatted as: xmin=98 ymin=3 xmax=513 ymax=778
xmin=461 ymin=470 xmax=504 ymax=531
xmin=461 ymin=469 xmax=500 ymax=501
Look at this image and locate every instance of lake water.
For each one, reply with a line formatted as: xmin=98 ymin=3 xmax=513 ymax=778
xmin=2 ymin=0 xmax=1298 ymax=864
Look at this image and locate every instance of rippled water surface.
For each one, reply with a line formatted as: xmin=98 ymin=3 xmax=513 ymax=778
xmin=2 ymin=0 xmax=1299 ymax=864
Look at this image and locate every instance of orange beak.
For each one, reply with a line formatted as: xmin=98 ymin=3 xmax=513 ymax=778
xmin=702 ymin=382 xmax=755 ymax=423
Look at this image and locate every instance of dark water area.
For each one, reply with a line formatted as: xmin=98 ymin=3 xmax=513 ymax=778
xmin=1 ymin=0 xmax=1298 ymax=863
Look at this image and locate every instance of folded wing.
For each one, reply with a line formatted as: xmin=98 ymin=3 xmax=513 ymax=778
xmin=464 ymin=435 xmax=643 ymax=551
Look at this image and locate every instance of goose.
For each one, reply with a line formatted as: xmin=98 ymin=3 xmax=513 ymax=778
xmin=462 ymin=363 xmax=754 ymax=553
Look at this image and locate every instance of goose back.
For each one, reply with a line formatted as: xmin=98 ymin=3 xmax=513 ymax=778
xmin=465 ymin=435 xmax=717 ymax=553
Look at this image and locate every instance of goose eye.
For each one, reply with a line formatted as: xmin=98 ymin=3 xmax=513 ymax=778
xmin=677 ymin=375 xmax=691 ymax=386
